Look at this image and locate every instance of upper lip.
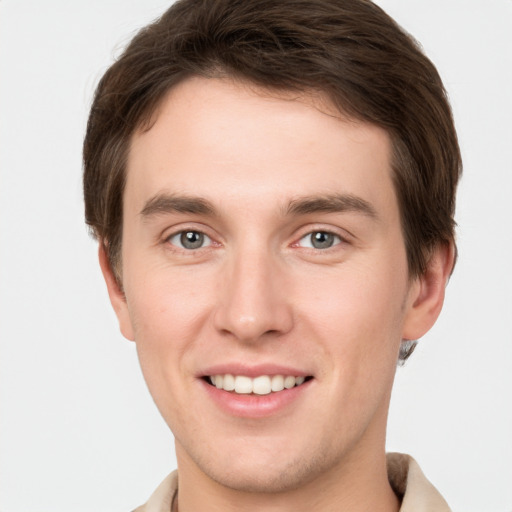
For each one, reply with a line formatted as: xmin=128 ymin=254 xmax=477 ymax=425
xmin=198 ymin=363 xmax=312 ymax=379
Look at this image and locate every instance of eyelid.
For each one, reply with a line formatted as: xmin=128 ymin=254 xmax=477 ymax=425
xmin=297 ymin=231 xmax=342 ymax=249
xmin=291 ymin=225 xmax=352 ymax=247
xmin=162 ymin=223 xmax=221 ymax=251
xmin=167 ymin=230 xmax=212 ymax=249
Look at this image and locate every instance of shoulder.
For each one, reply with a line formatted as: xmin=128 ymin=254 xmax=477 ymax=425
xmin=131 ymin=471 xmax=178 ymax=512
xmin=387 ymin=453 xmax=451 ymax=512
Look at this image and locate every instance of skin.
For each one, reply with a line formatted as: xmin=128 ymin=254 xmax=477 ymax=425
xmin=100 ymin=77 xmax=453 ymax=512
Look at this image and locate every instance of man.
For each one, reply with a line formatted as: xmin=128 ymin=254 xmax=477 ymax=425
xmin=83 ymin=0 xmax=461 ymax=510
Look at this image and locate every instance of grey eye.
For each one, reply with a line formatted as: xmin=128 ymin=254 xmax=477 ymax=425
xmin=299 ymin=231 xmax=341 ymax=249
xmin=169 ymin=230 xmax=211 ymax=250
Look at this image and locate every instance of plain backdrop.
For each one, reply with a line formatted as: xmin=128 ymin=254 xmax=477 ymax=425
xmin=1 ymin=1 xmax=511 ymax=511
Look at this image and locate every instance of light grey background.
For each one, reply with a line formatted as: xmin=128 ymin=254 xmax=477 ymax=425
xmin=0 ymin=1 xmax=511 ymax=511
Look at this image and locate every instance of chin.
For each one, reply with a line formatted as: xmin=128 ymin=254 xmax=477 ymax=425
xmin=207 ymin=461 xmax=317 ymax=493
xmin=187 ymin=439 xmax=342 ymax=494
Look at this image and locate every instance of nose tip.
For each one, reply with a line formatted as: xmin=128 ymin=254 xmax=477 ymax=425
xmin=213 ymin=256 xmax=293 ymax=343
xmin=222 ymin=313 xmax=282 ymax=342
xmin=215 ymin=304 xmax=293 ymax=343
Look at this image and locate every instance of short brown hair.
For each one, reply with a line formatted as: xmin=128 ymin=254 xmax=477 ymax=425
xmin=84 ymin=0 xmax=461 ymax=318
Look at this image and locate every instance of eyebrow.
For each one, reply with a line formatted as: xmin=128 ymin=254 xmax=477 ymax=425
xmin=285 ymin=193 xmax=378 ymax=219
xmin=140 ymin=194 xmax=216 ymax=218
xmin=140 ymin=192 xmax=378 ymax=220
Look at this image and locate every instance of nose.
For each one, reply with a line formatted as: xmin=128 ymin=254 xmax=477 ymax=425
xmin=213 ymin=247 xmax=294 ymax=343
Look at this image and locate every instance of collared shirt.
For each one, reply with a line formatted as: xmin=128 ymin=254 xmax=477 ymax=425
xmin=133 ymin=453 xmax=451 ymax=512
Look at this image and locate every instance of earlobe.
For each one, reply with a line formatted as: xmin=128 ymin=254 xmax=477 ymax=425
xmin=98 ymin=244 xmax=135 ymax=341
xmin=402 ymin=242 xmax=455 ymax=341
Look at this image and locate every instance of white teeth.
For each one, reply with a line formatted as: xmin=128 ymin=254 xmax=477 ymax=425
xmin=295 ymin=376 xmax=305 ymax=386
xmin=223 ymin=373 xmax=235 ymax=391
xmin=271 ymin=375 xmax=284 ymax=392
xmin=234 ymin=375 xmax=253 ymax=394
xmin=284 ymin=375 xmax=296 ymax=389
xmin=252 ymin=376 xmax=272 ymax=395
xmin=208 ymin=374 xmax=308 ymax=394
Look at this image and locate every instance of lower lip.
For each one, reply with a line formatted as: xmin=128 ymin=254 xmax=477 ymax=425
xmin=201 ymin=379 xmax=312 ymax=418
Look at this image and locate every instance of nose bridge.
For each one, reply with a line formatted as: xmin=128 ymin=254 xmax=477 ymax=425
xmin=214 ymin=239 xmax=293 ymax=342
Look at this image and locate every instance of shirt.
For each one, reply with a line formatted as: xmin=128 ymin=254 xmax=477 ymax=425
xmin=133 ymin=452 xmax=451 ymax=512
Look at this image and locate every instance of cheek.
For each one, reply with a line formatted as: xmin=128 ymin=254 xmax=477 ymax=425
xmin=296 ymin=257 xmax=408 ymax=361
xmin=124 ymin=263 xmax=217 ymax=372
xmin=124 ymin=264 xmax=219 ymax=425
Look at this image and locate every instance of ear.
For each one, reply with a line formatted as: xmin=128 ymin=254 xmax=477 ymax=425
xmin=98 ymin=244 xmax=135 ymax=341
xmin=402 ymin=242 xmax=455 ymax=341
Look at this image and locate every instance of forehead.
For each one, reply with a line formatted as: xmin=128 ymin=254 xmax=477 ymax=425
xmin=125 ymin=76 xmax=396 ymax=219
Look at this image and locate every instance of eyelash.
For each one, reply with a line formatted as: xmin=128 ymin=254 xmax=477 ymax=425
xmin=295 ymin=230 xmax=345 ymax=250
xmin=165 ymin=229 xmax=215 ymax=251
xmin=164 ymin=226 xmax=348 ymax=254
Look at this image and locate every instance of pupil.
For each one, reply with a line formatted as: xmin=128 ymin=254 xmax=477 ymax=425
xmin=312 ymin=232 xmax=333 ymax=249
xmin=181 ymin=231 xmax=204 ymax=249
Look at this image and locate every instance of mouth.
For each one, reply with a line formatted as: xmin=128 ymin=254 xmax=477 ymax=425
xmin=204 ymin=374 xmax=313 ymax=395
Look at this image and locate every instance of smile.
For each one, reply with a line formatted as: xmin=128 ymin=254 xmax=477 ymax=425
xmin=207 ymin=374 xmax=309 ymax=395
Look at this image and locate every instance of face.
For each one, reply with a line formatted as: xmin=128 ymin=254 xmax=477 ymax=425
xmin=106 ymin=77 xmax=432 ymax=493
